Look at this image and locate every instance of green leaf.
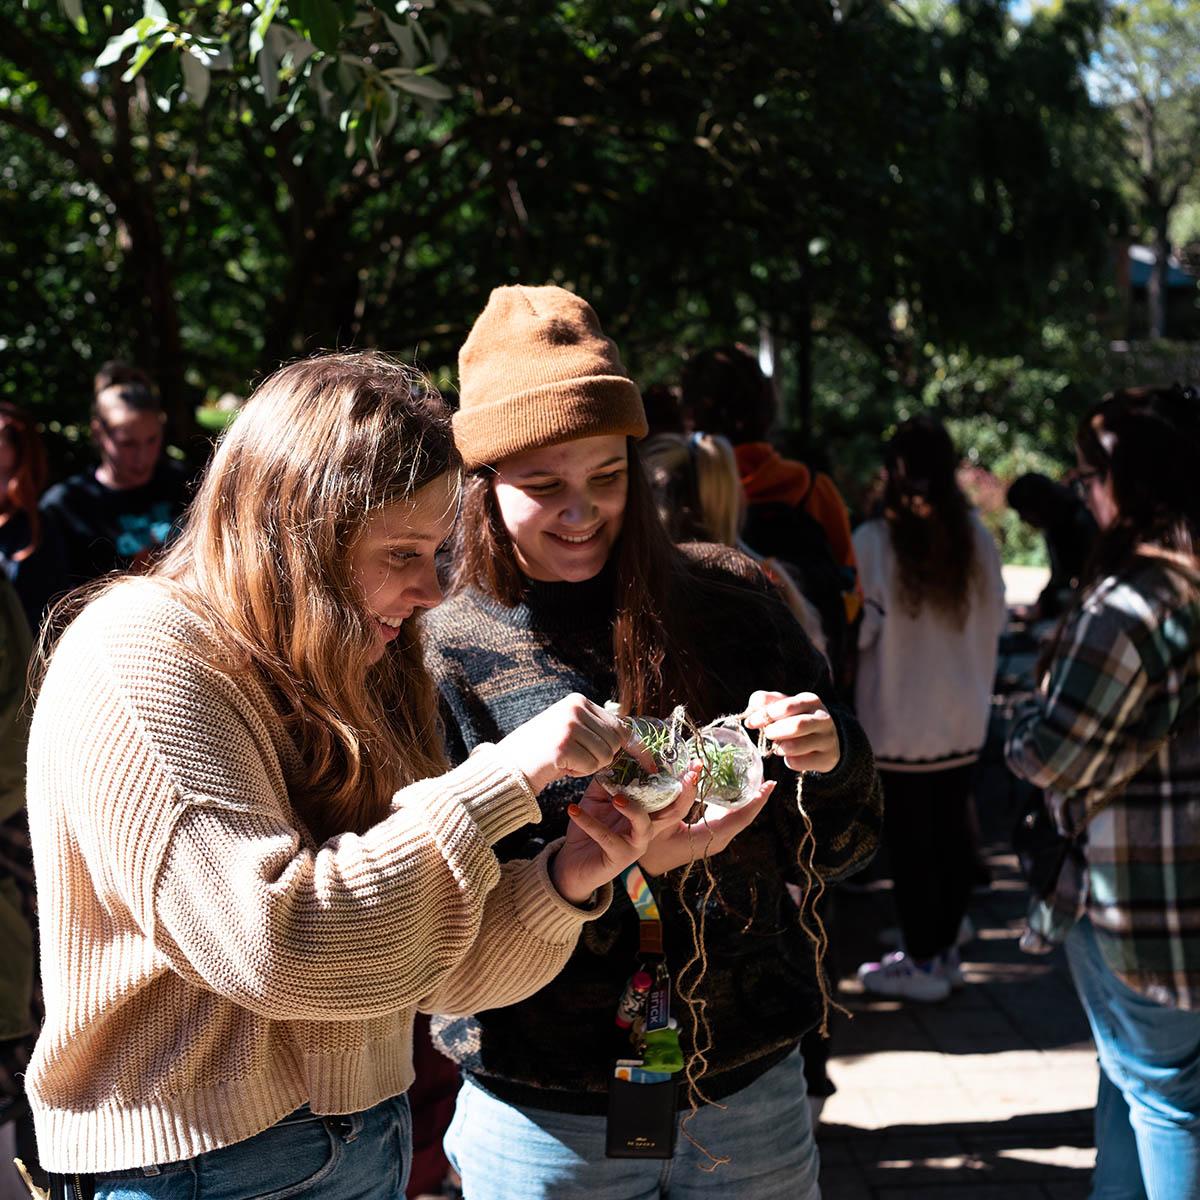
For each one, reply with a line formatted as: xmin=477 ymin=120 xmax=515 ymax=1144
xmin=391 ymin=71 xmax=453 ymax=101
xmin=59 ymin=0 xmax=87 ymax=33
xmin=121 ymin=38 xmax=162 ymax=82
xmin=95 ymin=27 xmax=141 ymax=68
xmin=180 ymin=46 xmax=210 ymax=106
xmin=250 ymin=0 xmax=284 ymax=59
xmin=258 ymin=23 xmax=283 ymax=105
xmin=291 ymin=0 xmax=343 ymax=53
xmin=383 ymin=14 xmax=420 ymax=66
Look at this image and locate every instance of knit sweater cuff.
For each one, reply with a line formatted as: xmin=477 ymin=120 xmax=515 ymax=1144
xmin=401 ymin=744 xmax=540 ymax=848
xmin=515 ymin=839 xmax=613 ymax=943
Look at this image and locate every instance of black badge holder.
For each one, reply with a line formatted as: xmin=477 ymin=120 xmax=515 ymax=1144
xmin=605 ymin=867 xmax=683 ymax=1159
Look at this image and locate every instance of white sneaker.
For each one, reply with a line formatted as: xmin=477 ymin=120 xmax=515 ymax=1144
xmin=938 ymin=947 xmax=966 ymax=990
xmin=857 ymin=951 xmax=951 ymax=1002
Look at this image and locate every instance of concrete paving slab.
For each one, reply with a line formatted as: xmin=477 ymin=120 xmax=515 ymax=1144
xmin=816 ymin=728 xmax=1100 ymax=1197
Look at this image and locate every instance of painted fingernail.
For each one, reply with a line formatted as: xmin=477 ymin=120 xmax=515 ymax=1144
xmin=567 ymin=804 xmax=581 ymax=817
xmin=612 ymin=795 xmax=629 ymax=809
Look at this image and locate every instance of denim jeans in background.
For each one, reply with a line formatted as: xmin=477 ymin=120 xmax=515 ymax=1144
xmin=445 ymin=1046 xmax=820 ymax=1200
xmin=94 ymin=1094 xmax=411 ymax=1200
xmin=1066 ymin=918 xmax=1200 ymax=1200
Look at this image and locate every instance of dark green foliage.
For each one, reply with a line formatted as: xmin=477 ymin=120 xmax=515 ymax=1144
xmin=0 ymin=0 xmax=1128 ymax=493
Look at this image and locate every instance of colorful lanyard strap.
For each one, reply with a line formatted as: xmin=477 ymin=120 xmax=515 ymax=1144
xmin=615 ymin=866 xmax=683 ymax=1079
xmin=622 ymin=864 xmax=663 ymax=956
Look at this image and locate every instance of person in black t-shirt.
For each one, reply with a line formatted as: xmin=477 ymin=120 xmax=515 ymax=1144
xmin=1006 ymin=473 xmax=1099 ymax=619
xmin=14 ymin=380 xmax=192 ymax=624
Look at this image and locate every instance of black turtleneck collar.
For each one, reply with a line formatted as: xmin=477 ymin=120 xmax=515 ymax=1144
xmin=470 ymin=560 xmax=617 ymax=633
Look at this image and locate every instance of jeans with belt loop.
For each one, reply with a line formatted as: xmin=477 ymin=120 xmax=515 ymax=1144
xmin=445 ymin=1046 xmax=820 ymax=1200
xmin=93 ymin=1094 xmax=412 ymax=1200
xmin=1066 ymin=918 xmax=1200 ymax=1200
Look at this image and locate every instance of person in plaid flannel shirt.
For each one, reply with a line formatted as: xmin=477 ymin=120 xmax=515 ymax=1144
xmin=1007 ymin=383 xmax=1200 ymax=1200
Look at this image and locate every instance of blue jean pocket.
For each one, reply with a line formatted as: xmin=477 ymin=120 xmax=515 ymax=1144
xmin=201 ymin=1113 xmax=343 ymax=1200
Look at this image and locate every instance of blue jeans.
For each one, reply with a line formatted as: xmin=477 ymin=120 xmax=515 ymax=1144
xmin=94 ymin=1095 xmax=411 ymax=1199
xmin=1066 ymin=919 xmax=1200 ymax=1200
xmin=444 ymin=1047 xmax=820 ymax=1200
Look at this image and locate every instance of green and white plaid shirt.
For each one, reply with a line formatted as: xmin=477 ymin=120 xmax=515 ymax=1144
xmin=1007 ymin=557 xmax=1200 ymax=1009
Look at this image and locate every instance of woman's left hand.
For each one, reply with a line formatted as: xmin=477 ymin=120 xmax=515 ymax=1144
xmin=744 ymin=689 xmax=841 ymax=774
xmin=550 ymin=779 xmax=661 ymax=905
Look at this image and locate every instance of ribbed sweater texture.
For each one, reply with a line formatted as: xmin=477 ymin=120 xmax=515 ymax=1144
xmin=26 ymin=579 xmax=610 ymax=1172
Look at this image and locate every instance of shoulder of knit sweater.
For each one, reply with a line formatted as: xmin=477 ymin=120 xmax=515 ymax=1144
xmin=422 ymin=588 xmax=478 ymax=634
xmin=676 ymin=540 xmax=772 ymax=591
xmin=57 ymin=576 xmax=218 ymax=663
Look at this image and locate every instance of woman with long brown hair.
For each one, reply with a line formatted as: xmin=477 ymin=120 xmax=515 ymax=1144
xmin=24 ymin=351 xmax=679 ymax=1199
xmin=854 ymin=414 xmax=1006 ymax=1002
xmin=422 ymin=286 xmax=881 ymax=1199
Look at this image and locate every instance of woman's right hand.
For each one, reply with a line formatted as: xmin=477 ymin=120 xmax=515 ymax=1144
xmin=497 ymin=693 xmax=654 ymax=794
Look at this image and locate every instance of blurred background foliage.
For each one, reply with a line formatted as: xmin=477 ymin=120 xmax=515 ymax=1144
xmin=1 ymin=0 xmax=1198 ymax=554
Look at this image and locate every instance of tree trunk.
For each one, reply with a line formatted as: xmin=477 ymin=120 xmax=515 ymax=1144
xmin=793 ymin=250 xmax=814 ymax=447
xmin=1148 ymin=209 xmax=1170 ymax=340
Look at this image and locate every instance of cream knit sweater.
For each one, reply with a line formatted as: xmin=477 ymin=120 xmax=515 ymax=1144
xmin=26 ymin=579 xmax=610 ymax=1173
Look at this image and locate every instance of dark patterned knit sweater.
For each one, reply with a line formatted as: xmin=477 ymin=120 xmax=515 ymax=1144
xmin=423 ymin=543 xmax=882 ymax=1114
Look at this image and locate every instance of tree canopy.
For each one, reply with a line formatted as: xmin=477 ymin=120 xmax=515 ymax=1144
xmin=1 ymin=0 xmax=1126 ymax=464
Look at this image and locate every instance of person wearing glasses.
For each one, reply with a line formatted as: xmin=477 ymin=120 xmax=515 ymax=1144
xmin=19 ymin=375 xmax=191 ymax=624
xmin=1007 ymin=384 xmax=1200 ymax=1200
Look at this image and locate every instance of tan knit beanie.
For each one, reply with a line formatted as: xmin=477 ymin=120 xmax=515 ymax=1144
xmin=453 ymin=285 xmax=647 ymax=468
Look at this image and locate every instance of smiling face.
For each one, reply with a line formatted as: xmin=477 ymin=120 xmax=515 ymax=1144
xmin=350 ymin=472 xmax=458 ymax=664
xmin=491 ymin=435 xmax=629 ymax=583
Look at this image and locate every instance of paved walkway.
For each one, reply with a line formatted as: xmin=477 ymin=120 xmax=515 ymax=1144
xmin=816 ymin=634 xmax=1099 ymax=1198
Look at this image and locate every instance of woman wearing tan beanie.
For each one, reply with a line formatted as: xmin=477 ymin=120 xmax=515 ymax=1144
xmin=423 ymin=286 xmax=882 ymax=1199
xmin=24 ymin=351 xmax=688 ymax=1199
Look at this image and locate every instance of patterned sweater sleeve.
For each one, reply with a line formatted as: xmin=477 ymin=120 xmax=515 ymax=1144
xmin=730 ymin=550 xmax=883 ymax=884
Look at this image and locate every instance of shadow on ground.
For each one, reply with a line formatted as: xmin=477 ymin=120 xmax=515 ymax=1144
xmin=820 ymin=1109 xmax=1094 ymax=1199
xmin=815 ymin=635 xmax=1098 ymax=1197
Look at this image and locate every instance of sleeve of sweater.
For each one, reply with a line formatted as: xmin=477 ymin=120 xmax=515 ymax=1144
xmin=852 ymin=521 xmax=886 ymax=652
xmin=53 ymin=595 xmax=606 ymax=1022
xmin=748 ymin=571 xmax=883 ymax=884
xmin=975 ymin=514 xmax=1008 ymax=640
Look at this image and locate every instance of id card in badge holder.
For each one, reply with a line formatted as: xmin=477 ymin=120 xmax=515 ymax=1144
xmin=605 ymin=1073 xmax=678 ymax=1159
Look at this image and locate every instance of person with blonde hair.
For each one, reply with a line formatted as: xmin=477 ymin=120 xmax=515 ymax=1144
xmin=25 ymin=351 xmax=682 ymax=1199
xmin=642 ymin=429 xmax=829 ymax=663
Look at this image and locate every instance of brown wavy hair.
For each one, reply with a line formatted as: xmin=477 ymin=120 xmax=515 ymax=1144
xmin=147 ymin=352 xmax=461 ymax=839
xmin=452 ymin=440 xmax=710 ymax=719
xmin=882 ymin=415 xmax=977 ymax=627
xmin=0 ymin=402 xmax=48 ymax=561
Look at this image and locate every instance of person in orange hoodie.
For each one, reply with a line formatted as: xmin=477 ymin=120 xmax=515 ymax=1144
xmin=681 ymin=347 xmax=862 ymax=681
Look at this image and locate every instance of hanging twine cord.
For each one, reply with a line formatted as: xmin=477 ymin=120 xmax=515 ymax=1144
xmin=645 ymin=703 xmax=846 ymax=1170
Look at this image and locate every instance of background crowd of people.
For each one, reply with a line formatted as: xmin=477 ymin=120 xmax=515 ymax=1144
xmin=0 ymin=289 xmax=1198 ymax=1200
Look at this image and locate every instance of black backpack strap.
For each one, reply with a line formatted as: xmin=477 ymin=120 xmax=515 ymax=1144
xmin=797 ymin=467 xmax=819 ymax=512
